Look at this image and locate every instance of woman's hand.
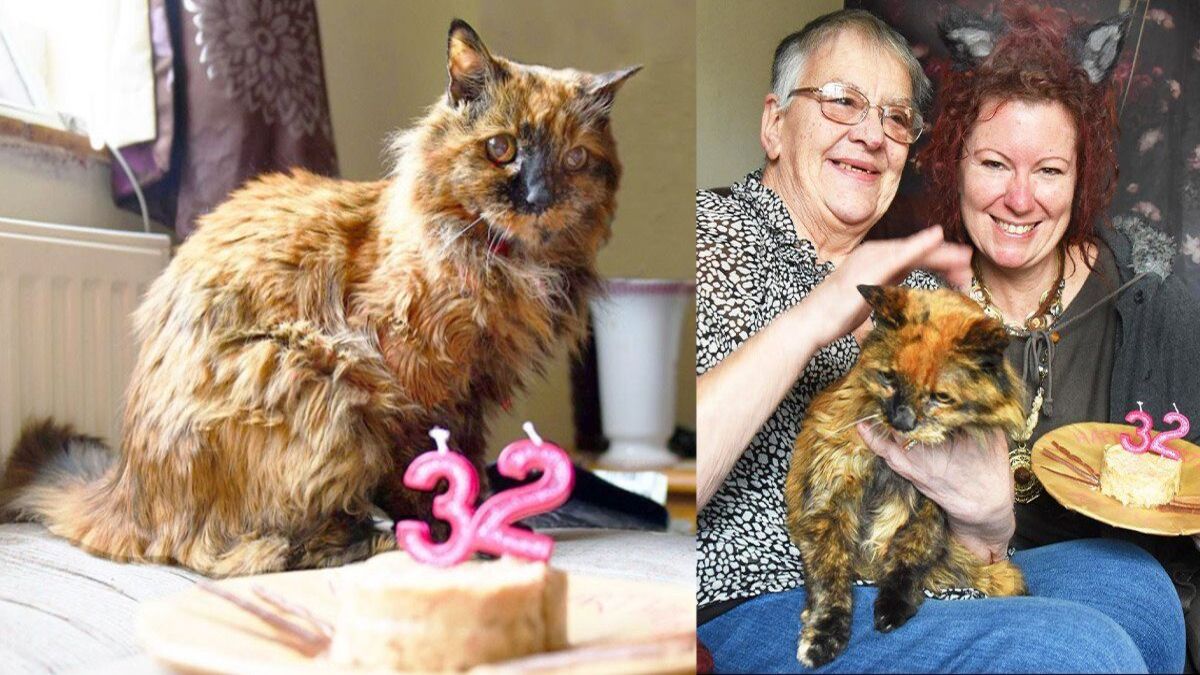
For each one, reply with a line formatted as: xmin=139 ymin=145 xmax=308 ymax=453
xmin=806 ymin=226 xmax=973 ymax=348
xmin=857 ymin=422 xmax=1016 ymax=563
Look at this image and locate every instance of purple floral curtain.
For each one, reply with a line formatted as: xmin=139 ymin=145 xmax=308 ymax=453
xmin=850 ymin=0 xmax=1200 ymax=296
xmin=112 ymin=0 xmax=338 ymax=239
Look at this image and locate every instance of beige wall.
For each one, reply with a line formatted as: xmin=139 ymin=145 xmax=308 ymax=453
xmin=697 ymin=0 xmax=843 ymax=189
xmin=0 ymin=141 xmax=165 ymax=233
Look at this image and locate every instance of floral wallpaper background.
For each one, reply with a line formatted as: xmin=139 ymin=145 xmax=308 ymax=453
xmin=851 ymin=0 xmax=1200 ymax=296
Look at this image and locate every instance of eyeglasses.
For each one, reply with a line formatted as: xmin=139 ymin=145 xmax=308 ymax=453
xmin=789 ymin=82 xmax=925 ymax=145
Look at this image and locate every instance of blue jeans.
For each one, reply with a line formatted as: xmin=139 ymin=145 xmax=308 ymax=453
xmin=699 ymin=539 xmax=1185 ymax=673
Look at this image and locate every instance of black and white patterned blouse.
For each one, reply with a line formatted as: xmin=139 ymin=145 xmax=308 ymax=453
xmin=696 ymin=171 xmax=979 ymax=614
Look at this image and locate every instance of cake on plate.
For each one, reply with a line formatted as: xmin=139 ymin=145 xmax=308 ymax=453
xmin=329 ymin=552 xmax=568 ymax=671
xmin=1099 ymin=443 xmax=1182 ymax=508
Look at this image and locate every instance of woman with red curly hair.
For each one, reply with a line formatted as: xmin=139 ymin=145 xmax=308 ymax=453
xmin=855 ymin=5 xmax=1199 ymax=672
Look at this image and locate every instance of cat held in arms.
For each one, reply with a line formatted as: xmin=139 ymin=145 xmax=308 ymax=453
xmin=0 ymin=20 xmax=639 ymax=576
xmin=786 ymin=286 xmax=1028 ymax=668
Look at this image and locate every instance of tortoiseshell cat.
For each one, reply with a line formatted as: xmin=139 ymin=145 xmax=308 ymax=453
xmin=786 ymin=285 xmax=1028 ymax=667
xmin=0 ymin=21 xmax=638 ymax=576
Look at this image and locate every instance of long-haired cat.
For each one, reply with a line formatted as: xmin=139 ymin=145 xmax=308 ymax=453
xmin=0 ymin=20 xmax=638 ymax=577
xmin=786 ymin=285 xmax=1028 ymax=668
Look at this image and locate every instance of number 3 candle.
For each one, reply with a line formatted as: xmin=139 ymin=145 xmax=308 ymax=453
xmin=1119 ymin=401 xmax=1154 ymax=454
xmin=394 ymin=427 xmax=480 ymax=567
xmin=395 ymin=423 xmax=575 ymax=567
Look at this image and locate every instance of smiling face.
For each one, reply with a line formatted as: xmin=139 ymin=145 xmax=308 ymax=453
xmin=959 ymin=98 xmax=1078 ymax=272
xmin=762 ymin=30 xmax=913 ymax=232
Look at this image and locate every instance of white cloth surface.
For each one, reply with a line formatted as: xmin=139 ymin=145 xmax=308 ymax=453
xmin=0 ymin=523 xmax=694 ymax=673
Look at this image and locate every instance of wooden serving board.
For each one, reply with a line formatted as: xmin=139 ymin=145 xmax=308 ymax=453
xmin=137 ymin=554 xmax=696 ymax=674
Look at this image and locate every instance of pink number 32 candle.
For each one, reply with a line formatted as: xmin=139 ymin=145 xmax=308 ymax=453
xmin=395 ymin=423 xmax=575 ymax=567
xmin=1119 ymin=401 xmax=1190 ymax=461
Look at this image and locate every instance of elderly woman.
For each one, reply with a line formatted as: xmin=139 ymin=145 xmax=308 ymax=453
xmin=698 ymin=7 xmax=1184 ymax=673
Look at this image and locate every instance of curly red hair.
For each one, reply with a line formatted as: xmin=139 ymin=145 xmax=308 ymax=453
xmin=920 ymin=5 xmax=1119 ymax=259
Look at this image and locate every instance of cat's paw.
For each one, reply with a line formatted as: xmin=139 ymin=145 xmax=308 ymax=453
xmin=873 ymin=590 xmax=920 ymax=632
xmin=796 ymin=613 xmax=851 ymax=668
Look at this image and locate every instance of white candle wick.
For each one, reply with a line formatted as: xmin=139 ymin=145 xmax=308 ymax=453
xmin=1173 ymin=402 xmax=1181 ymax=415
xmin=429 ymin=427 xmax=451 ymax=454
xmin=522 ymin=421 xmax=543 ymax=445
xmin=1137 ymin=401 xmax=1145 ymax=412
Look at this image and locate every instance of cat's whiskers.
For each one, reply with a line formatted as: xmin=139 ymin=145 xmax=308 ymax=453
xmin=484 ymin=224 xmax=504 ymax=272
xmin=834 ymin=414 xmax=881 ymax=434
xmin=502 ymin=223 xmax=518 ymax=265
xmin=861 ymin=419 xmax=890 ymax=447
xmin=439 ymin=214 xmax=487 ymax=259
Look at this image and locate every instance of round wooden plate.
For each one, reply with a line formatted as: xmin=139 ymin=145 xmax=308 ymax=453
xmin=137 ymin=552 xmax=696 ymax=674
xmin=1031 ymin=422 xmax=1200 ymax=536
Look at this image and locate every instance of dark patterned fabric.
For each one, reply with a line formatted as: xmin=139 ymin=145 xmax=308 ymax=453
xmin=850 ymin=0 xmax=1200 ymax=298
xmin=112 ymin=0 xmax=338 ymax=239
xmin=695 ymin=171 xmax=977 ymax=613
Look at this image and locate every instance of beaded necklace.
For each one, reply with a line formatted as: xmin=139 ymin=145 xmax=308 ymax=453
xmin=967 ymin=247 xmax=1066 ymax=503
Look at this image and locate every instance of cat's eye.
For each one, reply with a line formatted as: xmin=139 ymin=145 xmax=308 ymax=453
xmin=931 ymin=391 xmax=955 ymax=405
xmin=486 ymin=134 xmax=517 ymax=164
xmin=565 ymin=146 xmax=589 ymax=171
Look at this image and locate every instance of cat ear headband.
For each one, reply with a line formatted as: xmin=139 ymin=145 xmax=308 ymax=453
xmin=445 ymin=19 xmax=640 ymax=110
xmin=938 ymin=6 xmax=1132 ymax=84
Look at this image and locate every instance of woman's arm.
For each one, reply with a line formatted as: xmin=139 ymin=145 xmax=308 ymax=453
xmin=698 ymin=227 xmax=973 ymax=509
xmin=697 ymin=302 xmax=824 ymax=508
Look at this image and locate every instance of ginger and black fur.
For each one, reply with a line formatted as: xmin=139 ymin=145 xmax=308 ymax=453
xmin=786 ymin=285 xmax=1028 ymax=667
xmin=0 ymin=20 xmax=638 ymax=577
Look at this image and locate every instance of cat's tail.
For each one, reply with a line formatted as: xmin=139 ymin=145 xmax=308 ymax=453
xmin=930 ymin=540 xmax=1027 ymax=597
xmin=0 ymin=420 xmax=123 ymax=545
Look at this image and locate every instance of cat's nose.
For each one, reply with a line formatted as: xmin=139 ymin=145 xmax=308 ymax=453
xmin=887 ymin=401 xmax=917 ymax=432
xmin=511 ymin=151 xmax=555 ymax=214
xmin=523 ymin=180 xmax=553 ymax=212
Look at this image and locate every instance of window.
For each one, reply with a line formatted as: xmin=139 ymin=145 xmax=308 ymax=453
xmin=0 ymin=0 xmax=155 ymax=153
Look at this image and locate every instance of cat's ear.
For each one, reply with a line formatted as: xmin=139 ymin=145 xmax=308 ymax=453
xmin=586 ymin=65 xmax=642 ymax=114
xmin=1070 ymin=11 xmax=1131 ymax=84
xmin=960 ymin=317 xmax=1010 ymax=372
xmin=857 ymin=285 xmax=907 ymax=330
xmin=447 ymin=19 xmax=504 ymax=106
xmin=937 ymin=6 xmax=1004 ymax=70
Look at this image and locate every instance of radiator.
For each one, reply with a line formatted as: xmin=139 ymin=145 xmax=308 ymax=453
xmin=0 ymin=217 xmax=171 ymax=451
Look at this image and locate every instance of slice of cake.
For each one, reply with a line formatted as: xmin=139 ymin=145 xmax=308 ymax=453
xmin=329 ymin=552 xmax=568 ymax=671
xmin=1099 ymin=443 xmax=1182 ymax=508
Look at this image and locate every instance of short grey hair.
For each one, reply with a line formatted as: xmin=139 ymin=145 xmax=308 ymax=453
xmin=771 ymin=9 xmax=932 ymax=116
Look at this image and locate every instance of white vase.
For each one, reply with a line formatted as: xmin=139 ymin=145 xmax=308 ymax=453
xmin=589 ymin=278 xmax=694 ymax=470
